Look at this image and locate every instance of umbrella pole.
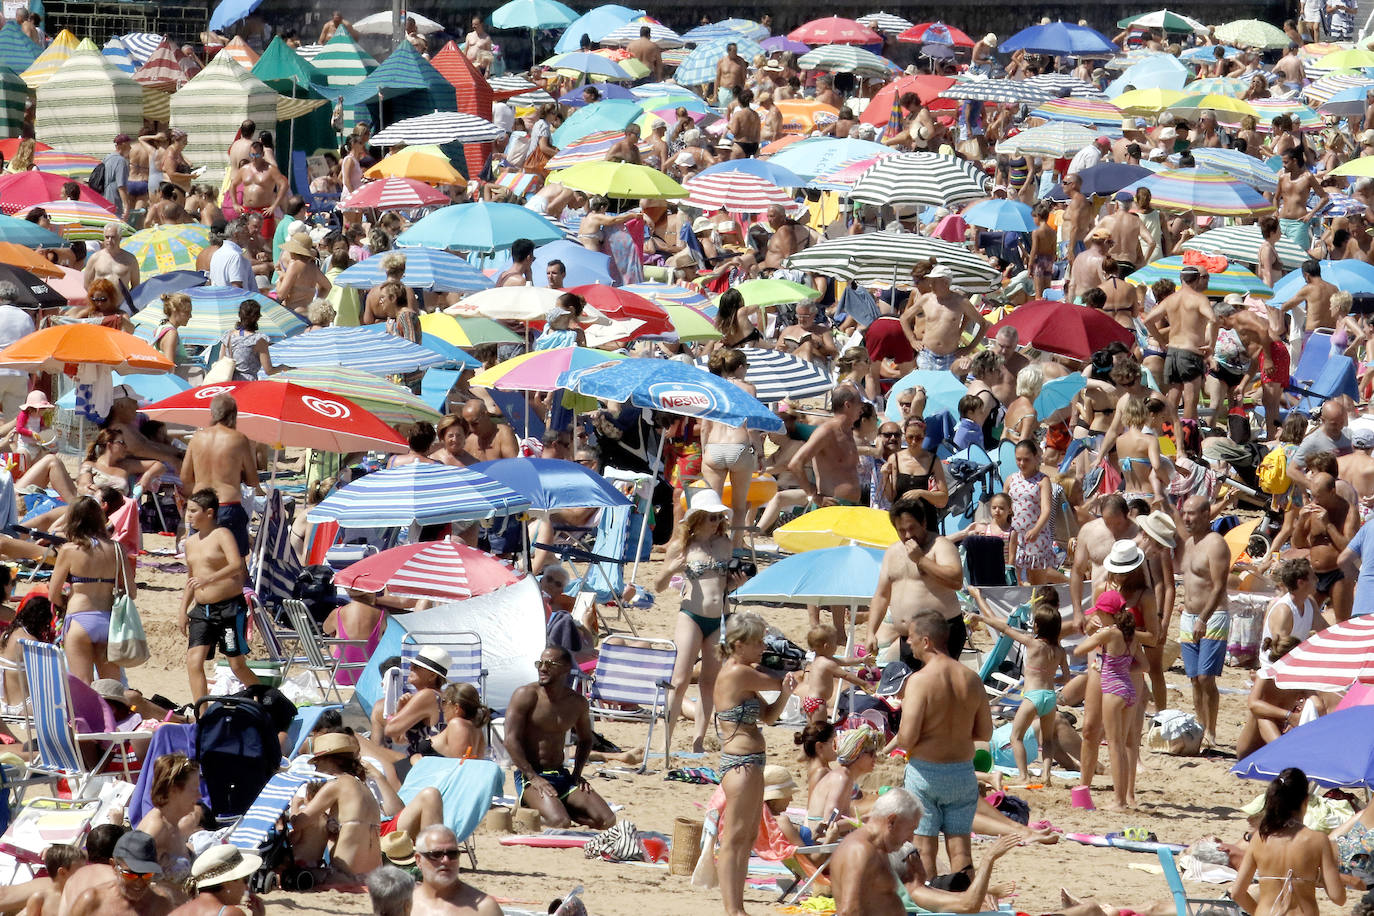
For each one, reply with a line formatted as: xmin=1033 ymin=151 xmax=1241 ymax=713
xmin=843 ymin=600 xmax=856 ymax=716
xmin=626 ymin=432 xmax=665 ymax=587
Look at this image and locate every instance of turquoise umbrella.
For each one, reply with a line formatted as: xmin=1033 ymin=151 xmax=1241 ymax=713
xmin=883 ymin=369 xmax=968 ymax=422
xmin=732 ymin=545 xmax=885 ymax=605
xmin=551 ymin=98 xmax=644 ymax=146
xmin=769 ymin=137 xmax=891 ymax=182
xmin=490 ymin=0 xmax=576 ymax=29
xmin=395 ymin=201 xmax=563 ymax=253
xmin=0 ymin=212 xmax=63 ymax=247
xmin=962 ymin=199 xmax=1034 ymax=233
xmin=553 ymin=5 xmax=644 ymax=53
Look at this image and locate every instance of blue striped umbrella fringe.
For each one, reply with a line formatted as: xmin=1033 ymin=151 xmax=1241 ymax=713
xmin=269 ymin=325 xmax=460 ymax=375
xmin=334 ymin=247 xmax=494 ymax=293
xmin=695 ymin=346 xmax=832 ymax=402
xmin=307 ymin=463 xmax=532 ymax=526
xmin=249 ymin=489 xmax=300 ymax=607
xmin=119 ymin=32 xmax=163 ymax=64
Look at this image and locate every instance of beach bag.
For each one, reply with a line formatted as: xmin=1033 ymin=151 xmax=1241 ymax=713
xmin=1257 ymin=446 xmax=1290 ymax=495
xmin=88 ymin=160 xmax=107 ymax=197
xmin=583 ymin=819 xmax=643 ymax=862
xmin=107 ymin=546 xmax=150 ymax=667
xmin=1146 ymin=709 xmax=1203 ymax=756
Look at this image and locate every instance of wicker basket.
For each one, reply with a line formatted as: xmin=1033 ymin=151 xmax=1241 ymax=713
xmin=670 ymin=816 xmax=702 ymax=875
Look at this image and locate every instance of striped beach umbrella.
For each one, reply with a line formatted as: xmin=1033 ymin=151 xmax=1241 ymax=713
xmin=697 ymin=346 xmax=832 ymax=401
xmin=334 ymin=247 xmax=492 ymax=293
xmin=334 ymin=539 xmax=521 ymax=599
xmin=797 ymin=44 xmax=890 ymax=77
xmin=270 ymin=325 xmax=462 ymax=375
xmin=707 ymin=18 xmax=771 ymax=40
xmin=600 ymin=22 xmax=684 ymax=47
xmin=1126 ymin=256 xmax=1273 ymax=298
xmin=308 ymin=462 xmax=531 ymax=526
xmin=1168 ymin=92 xmax=1257 ymax=119
xmin=1117 ymin=9 xmax=1206 ymax=32
xmin=784 ymin=231 xmax=1001 ymax=292
xmin=32 ymin=149 xmax=101 ymax=179
xmin=674 ymin=36 xmax=765 ymax=87
xmin=1303 ymin=72 xmax=1374 ymax=106
xmin=1269 ymin=617 xmax=1374 ymax=692
xmin=20 ymin=28 xmax=77 ymax=89
xmin=1182 ymin=226 xmax=1307 ymax=270
xmin=20 ymin=201 xmax=124 ymax=242
xmin=849 ymin=152 xmax=989 ymax=207
xmin=940 ymin=79 xmax=1051 ymax=106
xmin=858 ymin=12 xmax=916 ymax=34
xmin=1184 ymin=76 xmax=1248 ymax=98
xmin=118 ymin=32 xmax=163 ymax=64
xmin=996 ymin=121 xmax=1100 ymax=157
xmin=121 ymin=224 xmax=211 ymax=275
xmin=1131 ymin=168 xmax=1274 ymax=217
xmin=1221 ymin=98 xmax=1321 ymax=131
xmin=1190 ymin=147 xmax=1281 ymax=192
xmin=1029 ymin=96 xmax=1122 ymax=125
xmin=1214 ymin=19 xmax=1288 ymax=49
xmin=418 ymin=312 xmax=521 ymax=348
xmin=340 ymin=177 xmax=452 ymax=210
xmin=132 ymin=286 xmax=306 ymax=345
xmin=487 ymin=73 xmax=536 ymax=94
xmin=1024 ymin=73 xmax=1107 ymax=99
xmin=471 ymin=346 xmax=629 ymax=392
xmin=620 ymin=282 xmax=711 ymax=308
xmin=275 ymin=366 xmax=441 ymax=428
xmin=684 ymin=171 xmax=793 ymax=214
xmin=371 ymin=111 xmax=505 ymax=147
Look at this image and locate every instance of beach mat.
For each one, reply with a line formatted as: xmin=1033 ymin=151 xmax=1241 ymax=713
xmin=1065 ymin=832 xmax=1185 ymax=853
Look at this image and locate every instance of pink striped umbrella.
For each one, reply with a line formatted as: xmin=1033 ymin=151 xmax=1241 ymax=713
xmin=341 ymin=178 xmax=452 ymax=211
xmin=684 ymin=171 xmax=793 ymax=214
xmin=812 ymin=155 xmax=889 ymax=189
xmin=545 ymin=130 xmax=653 ymax=169
xmin=1269 ymin=616 xmax=1374 ymax=692
xmin=332 ymin=539 xmax=523 ymax=600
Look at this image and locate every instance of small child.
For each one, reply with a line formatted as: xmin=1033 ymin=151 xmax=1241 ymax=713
xmin=13 ymin=390 xmax=55 ymax=463
xmin=24 ymin=843 xmax=85 ymax=916
xmin=534 ymin=295 xmax=587 ymax=350
xmin=797 ymin=624 xmax=872 ymax=722
xmin=950 ymin=492 xmax=1018 ymax=581
xmin=969 ymin=586 xmax=1070 ymax=786
xmin=952 ymin=393 xmax=986 ymax=451
xmin=1074 ymin=604 xmax=1146 ymax=811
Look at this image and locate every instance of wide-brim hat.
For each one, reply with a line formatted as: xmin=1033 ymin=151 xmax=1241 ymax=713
xmin=1103 ymin=538 xmax=1145 ymax=573
xmin=412 ymin=645 xmax=453 ymax=679
xmin=191 ymin=844 xmax=262 ymax=888
xmin=309 ymin=731 xmax=360 ymax=765
xmin=1138 ymin=511 xmax=1177 ymax=549
xmin=381 ymin=830 xmax=417 ymax=867
xmin=684 ymin=487 xmax=731 ymax=524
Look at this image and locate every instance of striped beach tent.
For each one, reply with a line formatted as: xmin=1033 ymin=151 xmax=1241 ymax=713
xmin=430 ymin=42 xmax=494 ymax=180
xmin=20 ymin=28 xmax=77 ymax=89
xmin=218 ymin=36 xmax=259 ymax=69
xmin=117 ymin=32 xmax=163 ymax=65
xmin=0 ymin=23 xmax=39 ymax=75
xmin=171 ymin=55 xmax=277 ymax=185
xmin=132 ymin=38 xmax=189 ymax=89
xmin=34 ymin=42 xmax=142 ymax=159
xmin=337 ymin=42 xmax=456 ymax=132
xmin=0 ymin=65 xmax=24 ymax=137
xmin=253 ymin=37 xmax=331 ymax=167
xmin=309 ymin=32 xmax=377 ymax=132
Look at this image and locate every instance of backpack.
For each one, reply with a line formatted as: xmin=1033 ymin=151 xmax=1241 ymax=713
xmin=291 ymin=565 xmax=338 ymax=625
xmin=195 ymin=695 xmax=286 ymax=818
xmin=88 ymin=159 xmax=107 ymax=196
xmin=1257 ymin=445 xmax=1291 ymax=495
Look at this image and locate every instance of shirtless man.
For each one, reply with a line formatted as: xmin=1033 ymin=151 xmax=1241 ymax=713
xmin=626 ymin=25 xmax=663 ymax=80
xmin=1179 ymin=494 xmax=1231 ymax=748
xmin=289 ymin=732 xmax=383 ymax=881
xmin=714 ymin=43 xmax=747 ymax=106
xmin=461 ymin=400 xmax=519 ymax=461
xmin=228 ymin=142 xmax=287 ymax=240
xmin=1209 ymin=293 xmax=1274 ymax=426
xmin=1067 ymin=227 xmax=1110 ymax=304
xmin=411 ymin=826 xmax=501 ymax=916
xmin=1276 ymin=259 xmax=1339 ymax=361
xmin=226 ymin=121 xmax=256 ymax=178
xmin=144 ymin=184 xmax=195 ymax=228
xmin=275 ymin=237 xmax=331 ymax=315
xmin=1276 ymin=147 xmax=1328 ymax=251
xmin=180 ymin=395 xmax=261 ymax=557
xmin=69 ymin=832 xmax=174 ymax=916
xmin=913 ymin=265 xmax=986 ymax=371
xmin=605 ymin=124 xmax=643 ymax=164
xmin=815 ymin=75 xmax=842 ymax=109
xmin=318 ymin=10 xmax=358 ymax=43
xmin=728 ymin=88 xmax=761 ymax=159
xmin=758 ymin=91 xmax=782 ymax=141
xmin=1029 ymin=202 xmax=1057 ymax=297
xmin=1274 ymin=43 xmax=1306 ymax=91
xmin=1068 ymin=494 xmax=1139 ymax=627
xmin=1292 ymin=472 xmax=1358 ymax=621
xmin=884 ymin=611 xmax=992 ymax=877
xmin=787 ymin=386 xmax=863 ymax=505
xmin=462 ymin=16 xmax=492 ymax=63
xmin=1338 ymin=429 xmax=1374 ymax=520
xmin=866 ymin=498 xmax=965 ymax=665
xmin=1106 ymin=199 xmax=1146 ymax=273
xmin=831 ymin=789 xmax=1020 ymax=916
xmin=1143 ymin=266 xmax=1214 ymax=421
xmin=180 ymin=489 xmax=256 ymax=702
xmin=503 ymin=646 xmax=615 ymax=829
xmin=1062 ymin=173 xmax=1091 ymax=256
xmin=762 ymin=203 xmax=810 ymax=269
xmin=988 ymin=327 xmax=1029 ymax=400
xmin=83 ymin=223 xmax=141 ymax=295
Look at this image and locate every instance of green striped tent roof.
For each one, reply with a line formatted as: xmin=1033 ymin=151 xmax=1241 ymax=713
xmin=20 ymin=27 xmax=77 ymax=88
xmin=0 ymin=23 xmax=40 ymax=74
xmin=33 ymin=42 xmax=142 ymax=158
xmin=253 ymin=35 xmax=324 ymax=87
xmin=339 ymin=41 xmax=456 ymax=126
xmin=310 ymin=31 xmax=375 ymax=88
xmin=0 ymin=65 xmax=23 ymax=136
xmin=171 ymin=55 xmax=278 ymax=185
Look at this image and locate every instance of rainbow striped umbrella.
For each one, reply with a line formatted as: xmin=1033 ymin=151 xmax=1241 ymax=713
xmin=1303 ymin=72 xmax=1374 ymax=106
xmin=1127 ymin=256 xmax=1273 ymax=298
xmin=132 ymin=286 xmax=305 ymax=345
xmin=663 ymin=305 xmax=721 ymax=341
xmin=418 ymin=312 xmax=521 ymax=347
xmin=274 ymin=366 xmax=441 ymax=427
xmin=26 ymin=199 xmax=131 ymax=241
xmin=544 ymin=130 xmax=653 ymax=170
xmin=469 ymin=346 xmax=629 ymax=392
xmin=121 ymin=223 xmax=211 ymax=275
xmin=619 ymin=282 xmax=711 ymax=308
xmin=1029 ymin=96 xmax=1122 ymax=125
xmin=32 ymin=149 xmax=101 ymax=179
xmin=1130 ymin=168 xmax=1274 ymax=217
xmin=1220 ymin=98 xmax=1321 ymax=132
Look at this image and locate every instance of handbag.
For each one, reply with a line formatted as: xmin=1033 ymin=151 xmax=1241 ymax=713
xmin=106 ymin=545 xmax=150 ymax=667
xmin=204 ymin=332 xmax=237 ymax=385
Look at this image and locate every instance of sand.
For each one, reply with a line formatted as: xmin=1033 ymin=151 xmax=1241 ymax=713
xmin=111 ymin=529 xmax=1349 ymax=916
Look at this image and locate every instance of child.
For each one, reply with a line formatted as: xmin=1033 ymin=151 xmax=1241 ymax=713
xmin=952 ymin=394 xmax=986 ymax=451
xmin=24 ymin=844 xmax=85 ymax=916
xmin=13 ymin=390 xmax=55 ymax=464
xmin=950 ymin=492 xmax=1018 ymax=585
xmin=969 ymin=586 xmax=1070 ymax=786
xmin=1074 ymin=605 xmax=1146 ymax=811
xmin=534 ymin=295 xmax=586 ymax=350
xmin=797 ymin=624 xmax=872 ymax=722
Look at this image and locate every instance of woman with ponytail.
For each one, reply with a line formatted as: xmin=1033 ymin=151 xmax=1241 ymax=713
xmin=1233 ymin=767 xmax=1345 ymax=916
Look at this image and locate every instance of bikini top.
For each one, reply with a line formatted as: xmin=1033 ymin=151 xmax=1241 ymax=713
xmin=684 ymin=558 xmax=729 ymax=581
xmin=716 ymin=696 xmax=761 ymax=725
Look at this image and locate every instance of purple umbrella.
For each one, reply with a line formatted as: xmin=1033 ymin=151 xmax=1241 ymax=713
xmin=922 ymin=42 xmax=955 ymax=58
xmin=558 ymin=82 xmax=637 ymax=108
xmin=761 ymin=35 xmax=810 ymax=54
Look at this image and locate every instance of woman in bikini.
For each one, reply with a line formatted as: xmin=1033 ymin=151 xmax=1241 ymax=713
xmin=576 ymin=195 xmax=637 ymax=254
xmin=51 ymin=496 xmax=126 ymax=683
xmin=795 ymin=719 xmax=836 ymax=798
xmin=1098 ymin=258 xmax=1140 ymax=330
xmin=713 ymin=287 xmax=766 ymax=352
xmin=881 ymin=415 xmax=949 ymax=509
xmin=714 ymin=613 xmax=797 ymax=916
xmin=654 ymin=489 xmax=736 ymax=753
xmin=808 ymin=726 xmax=880 ymax=839
xmin=0 ymin=587 xmax=52 ymax=735
xmin=324 ymin=586 xmax=386 ymax=687
xmin=1233 ymin=767 xmax=1345 ymax=916
xmin=79 ymin=429 xmax=166 ymax=499
xmin=289 ymin=732 xmax=384 ymax=883
xmin=367 ymin=646 xmax=449 ymax=764
xmin=1001 ymin=364 xmax=1044 ymax=445
xmin=701 ymin=348 xmax=762 ymax=549
xmin=1114 ymin=397 xmax=1167 ymax=506
xmin=412 ymin=682 xmax=490 ymax=762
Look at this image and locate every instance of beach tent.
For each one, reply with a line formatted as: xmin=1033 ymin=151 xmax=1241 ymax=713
xmin=34 ymin=42 xmax=142 ymax=158
xmin=101 ymin=37 xmax=136 ymax=73
xmin=218 ymin=36 xmax=259 ymax=69
xmin=430 ymin=41 xmax=495 ymax=179
xmin=133 ymin=38 xmax=191 ymax=89
xmin=309 ymin=32 xmax=377 ymax=132
xmin=20 ymin=27 xmax=77 ymax=89
xmin=253 ymin=37 xmax=333 ymax=162
xmin=338 ymin=42 xmax=456 ymax=133
xmin=0 ymin=65 xmax=24 ymax=137
xmin=0 ymin=23 xmax=40 ymax=75
xmin=171 ymin=55 xmax=277 ymax=184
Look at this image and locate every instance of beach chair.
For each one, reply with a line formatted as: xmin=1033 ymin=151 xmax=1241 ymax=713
xmin=281 ymin=599 xmax=366 ymax=704
xmin=247 ymin=589 xmax=306 ymax=671
xmin=291 ymin=151 xmax=340 ymax=214
xmin=0 ymin=778 xmax=133 ymax=879
xmin=19 ymin=640 xmax=144 ymax=797
xmin=250 ymin=489 xmax=301 ymax=613
xmin=583 ymin=636 xmax=676 ymax=773
xmin=1158 ymin=848 xmax=1245 ymax=916
xmin=399 ymin=757 xmax=503 ymax=868
xmin=398 ymin=630 xmax=487 ymax=700
xmin=226 ymin=768 xmax=316 ymax=890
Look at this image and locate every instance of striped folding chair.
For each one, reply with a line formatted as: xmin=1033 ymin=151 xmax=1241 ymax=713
xmin=246 ymin=589 xmax=305 ymax=674
xmin=227 ymin=770 xmax=315 ymax=853
xmin=249 ymin=489 xmax=301 ymax=612
xmin=583 ymin=636 xmax=676 ymax=774
xmin=19 ymin=640 xmax=144 ymax=797
xmin=398 ymin=631 xmax=487 ymax=701
xmin=281 ymin=599 xmax=367 ymax=704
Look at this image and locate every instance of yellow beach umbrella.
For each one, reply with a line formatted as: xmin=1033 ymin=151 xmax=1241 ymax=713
xmin=549 ymin=160 xmax=687 ymax=199
xmin=1168 ymin=93 xmax=1258 ymax=119
xmin=364 ymin=144 xmax=464 ymax=185
xmin=1113 ymin=88 xmax=1185 ymax=115
xmin=1317 ymin=49 xmax=1374 ymax=70
xmin=774 ymin=506 xmax=899 ymax=552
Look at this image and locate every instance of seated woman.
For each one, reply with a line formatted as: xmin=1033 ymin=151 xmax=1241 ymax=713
xmin=367 ymin=646 xmax=449 ymax=762
xmin=1237 ymin=635 xmax=1336 ymax=759
xmin=413 ymin=683 xmax=490 ymax=762
xmin=135 ymin=753 xmax=202 ymax=889
xmin=807 ymin=726 xmax=881 ymax=840
xmin=79 ymin=429 xmax=165 ymax=498
xmin=323 ymin=587 xmax=386 ymax=688
xmin=289 ymin=732 xmax=384 ymax=885
xmin=0 ymin=588 xmax=52 ymax=746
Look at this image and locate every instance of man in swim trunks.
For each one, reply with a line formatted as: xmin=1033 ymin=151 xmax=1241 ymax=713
xmin=228 ymin=141 xmax=287 ymax=240
xmin=181 ymin=488 xmax=257 ymax=702
xmin=503 ymin=646 xmax=615 ymax=829
xmin=913 ymin=265 xmax=986 ymax=371
xmin=1276 ymin=147 xmax=1327 ymax=251
xmin=1293 ymin=472 xmax=1357 ymax=621
xmin=181 ymin=394 xmax=261 ymax=557
xmin=787 ymin=386 xmax=863 ymax=506
xmin=727 ymin=88 xmax=761 ymax=159
xmin=714 ymin=43 xmax=746 ymax=107
xmin=867 ymin=498 xmax=964 ymax=664
xmin=884 ymin=611 xmax=992 ymax=879
xmin=1179 ymin=495 xmax=1231 ymax=749
xmin=1143 ymin=265 xmax=1214 ymax=423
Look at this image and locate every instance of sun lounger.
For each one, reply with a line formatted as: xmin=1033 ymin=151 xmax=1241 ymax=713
xmin=399 ymin=757 xmax=503 ymax=868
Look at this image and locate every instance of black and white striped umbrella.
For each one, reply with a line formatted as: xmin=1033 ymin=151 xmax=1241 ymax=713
xmin=696 ymin=347 xmax=833 ymax=401
xmin=857 ymin=12 xmax=916 ymax=34
xmin=601 ymin=22 xmax=685 ymax=47
xmin=489 ymin=74 xmax=538 ymax=92
xmin=1023 ymin=73 xmax=1107 ymax=99
xmin=849 ymin=152 xmax=989 ymax=207
xmin=784 ymin=231 xmax=1001 ymax=292
xmin=371 ymin=112 xmax=506 ymax=147
xmin=940 ymin=79 xmax=1051 ymax=105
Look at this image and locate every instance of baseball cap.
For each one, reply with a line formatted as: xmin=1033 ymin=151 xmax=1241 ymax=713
xmin=1354 ymin=428 xmax=1374 ymax=449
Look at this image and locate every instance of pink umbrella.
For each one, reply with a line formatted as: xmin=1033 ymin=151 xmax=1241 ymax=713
xmin=788 ymin=16 xmax=882 ymax=45
xmin=813 ymin=154 xmax=891 ymax=189
xmin=341 ymin=178 xmax=452 ymax=211
xmin=930 ymin=213 xmax=968 ymax=242
xmin=332 ymin=539 xmax=523 ymax=600
xmin=47 ymin=266 xmax=88 ymax=306
xmin=684 ymin=171 xmax=793 ymax=214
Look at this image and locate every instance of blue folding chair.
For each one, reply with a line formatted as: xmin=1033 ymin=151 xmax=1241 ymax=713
xmin=1158 ymin=848 xmax=1244 ymax=916
xmin=284 ymin=704 xmax=344 ymax=758
xmin=583 ymin=636 xmax=676 ymax=773
xmin=291 ymin=150 xmax=340 ymax=214
xmin=398 ymin=631 xmax=488 ymax=701
xmin=227 ymin=770 xmax=315 ymax=852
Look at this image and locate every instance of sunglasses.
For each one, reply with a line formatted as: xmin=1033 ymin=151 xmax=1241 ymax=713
xmin=880 ymin=431 xmax=902 ymax=438
xmin=419 ymin=848 xmax=461 ymax=862
xmin=116 ymin=865 xmax=155 ymax=881
xmin=91 ymin=296 xmax=110 ymax=303
xmin=534 ymin=658 xmax=568 ymax=668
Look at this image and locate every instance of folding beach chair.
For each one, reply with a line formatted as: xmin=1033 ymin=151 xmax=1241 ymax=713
xmin=226 ymin=769 xmax=315 ymax=891
xmin=292 ymin=151 xmax=340 ymax=214
xmin=282 ymin=598 xmax=367 ymax=704
xmin=0 ymin=779 xmax=133 ymax=879
xmin=398 ymin=630 xmax=487 ymax=700
xmin=399 ymin=757 xmax=503 ymax=869
xmin=583 ymin=636 xmax=675 ymax=773
xmin=247 ymin=589 xmax=306 ymax=671
xmin=1158 ymin=848 xmax=1245 ymax=916
xmin=250 ymin=489 xmax=301 ymax=613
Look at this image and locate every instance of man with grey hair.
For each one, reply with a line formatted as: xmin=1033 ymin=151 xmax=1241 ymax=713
xmin=411 ymin=825 xmax=500 ymax=916
xmin=367 ymin=864 xmax=415 ymax=916
xmin=83 ymin=222 xmax=140 ymax=293
xmin=0 ymin=281 xmax=34 ymax=415
xmin=830 ymin=787 xmax=1020 ymax=915
xmin=208 ymin=217 xmax=255 ymax=289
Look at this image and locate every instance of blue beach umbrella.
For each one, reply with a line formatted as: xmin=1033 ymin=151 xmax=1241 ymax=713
xmin=1232 ymin=706 xmax=1374 ymax=788
xmin=1190 ymin=147 xmax=1281 ymax=193
xmin=470 ymin=457 xmax=632 ymax=512
xmin=558 ymin=82 xmax=636 ymax=107
xmin=128 ymin=270 xmax=207 ymax=310
xmin=532 ymin=239 xmax=613 ymax=287
xmin=334 ymin=247 xmax=493 ymax=293
xmin=269 ymin=325 xmax=472 ymax=375
xmin=884 ymin=369 xmax=969 ymax=423
xmin=1034 ymin=374 xmax=1086 ymax=417
xmin=769 ymin=137 xmax=891 ymax=182
xmin=962 ymin=199 xmax=1034 ymax=233
xmin=732 ymin=545 xmax=885 ymax=605
xmin=208 ymin=0 xmax=264 ymax=31
xmin=561 ymin=357 xmax=783 ymax=431
xmin=1271 ymin=259 xmax=1374 ymax=302
xmin=553 ymin=5 xmax=644 ymax=53
xmin=551 ymin=98 xmax=645 ymax=146
xmin=0 ymin=213 xmax=62 ymax=247
xmin=1044 ymin=162 xmax=1153 ymax=200
xmin=307 ymin=463 xmax=532 ymax=527
xmin=999 ymin=22 xmax=1118 ymax=57
xmin=544 ymin=51 xmax=632 ymax=81
xmin=396 ymin=201 xmax=563 ymax=253
xmin=490 ymin=0 xmax=577 ymax=30
xmin=698 ymin=157 xmax=805 ymax=188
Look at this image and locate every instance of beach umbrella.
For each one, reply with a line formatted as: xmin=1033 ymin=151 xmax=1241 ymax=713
xmin=962 ymin=199 xmax=1035 ymax=233
xmin=370 ymin=111 xmax=504 ymax=147
xmin=532 ymin=239 xmax=613 ymax=287
xmin=1182 ymin=226 xmax=1307 ymax=269
xmin=0 ymin=242 xmax=59 ymax=278
xmin=0 ymin=171 xmax=114 ymax=215
xmin=1113 ymin=87 xmax=1185 ymax=114
xmin=551 ymin=99 xmax=644 ymax=146
xmin=1232 ymin=707 xmax=1374 ymax=788
xmin=121 ymin=224 xmax=211 ymax=276
xmin=673 ymin=37 xmax=765 ymax=87
xmin=733 ymin=544 xmax=886 ymax=602
xmin=335 ymin=539 xmax=522 ymax=600
xmin=1107 ymin=55 xmax=1189 ymax=95
xmin=881 ymin=369 xmax=971 ymax=422
xmin=862 ymin=75 xmax=957 ymax=128
xmin=353 ymin=11 xmax=442 ymax=34
xmin=129 ymin=271 xmax=208 ymax=310
xmin=1024 ymin=73 xmax=1107 ymax=98
xmin=773 ymin=506 xmax=898 ymax=552
xmin=419 ymin=313 xmax=521 ymax=351
xmin=1317 ymin=84 xmax=1374 ymax=117
xmin=1033 ymin=373 xmax=1086 ymax=417
xmin=757 ymin=36 xmax=807 ymax=54
xmin=554 ymin=6 xmax=645 ymax=53
xmin=1270 ymin=260 xmax=1374 ymax=301
xmin=773 ymin=99 xmax=840 ymax=134
xmin=797 ymin=44 xmax=889 ymax=76
xmin=989 ymin=300 xmax=1134 ymax=361
xmin=269 ymin=325 xmax=468 ymax=375
xmin=490 ymin=0 xmax=576 ymax=29
xmin=471 ymin=346 xmax=629 ymax=392
xmin=471 ymin=457 xmax=632 ymax=513
xmin=340 ymin=177 xmax=452 ymax=211
xmin=559 ymin=83 xmax=636 ymax=107
xmin=207 ymin=0 xmax=263 ymax=31
xmin=858 ymin=12 xmax=915 ymax=34
xmin=395 ymin=201 xmax=562 ymax=253
xmin=784 ymin=231 xmax=1002 ymax=292
xmin=661 ymin=305 xmax=720 ymax=342
xmin=1184 ymin=76 xmax=1249 ymax=99
xmin=683 ymin=171 xmax=793 ymax=214
xmin=996 ymin=121 xmax=1100 ymax=158
xmin=32 ymin=149 xmax=101 ymax=180
xmin=333 ymin=247 xmax=492 ymax=293
xmin=309 ymin=462 xmax=531 ymax=526
xmin=1189 ymin=148 xmax=1281 ymax=193
xmin=365 ymin=145 xmax=465 ymax=185
xmin=1029 ymin=97 xmax=1123 ymax=125
xmin=0 ymin=264 xmax=63 ymax=308
xmin=543 ymin=51 xmax=631 ymax=81
xmin=1168 ymin=92 xmax=1257 ymax=119
xmin=1327 ymin=156 xmax=1374 ymax=179
xmin=897 ymin=21 xmax=974 ymax=46
xmin=600 ymin=22 xmax=683 ymax=47
xmin=694 ymin=346 xmax=832 ymax=401
xmin=1117 ymin=9 xmax=1205 ymax=32
xmin=131 ymin=286 xmax=305 ymax=345
xmin=1127 ymin=256 xmax=1273 ymax=298
xmin=1304 ymin=73 xmax=1374 ymax=106
xmin=0 ymin=323 xmax=172 ymax=374
xmin=24 ymin=200 xmax=130 ymax=242
xmin=550 ymin=160 xmax=686 ymax=199
xmin=725 ymin=278 xmax=821 ymax=310
xmin=620 ymin=283 xmax=711 ymax=309
xmin=1128 ymin=168 xmax=1273 ymax=217
xmin=940 ymin=80 xmax=1050 ymax=106
xmin=1214 ymin=19 xmax=1288 ymax=49
xmin=117 ymin=32 xmax=165 ymax=65
xmin=681 ymin=20 xmax=764 ymax=43
xmin=142 ymin=380 xmax=405 ymax=452
xmin=545 ymin=130 xmax=654 ymax=169
xmin=697 ymin=158 xmax=804 ymax=189
xmin=1267 ymin=616 xmax=1374 ymax=692
xmin=274 ymin=367 xmax=441 ymax=427
xmin=1044 ymin=162 xmax=1153 ymax=200
xmin=788 ymin=17 xmax=882 ymax=46
xmin=561 ymin=357 xmax=783 ymax=431
xmin=0 ymin=212 xmax=63 ymax=248
xmin=1317 ymin=48 xmax=1374 ymax=69
xmin=568 ymin=285 xmax=672 ymax=336
xmin=848 ymin=152 xmax=988 ymax=207
xmin=999 ymin=22 xmax=1117 ymax=57
xmin=455 ymin=287 xmax=567 ymax=323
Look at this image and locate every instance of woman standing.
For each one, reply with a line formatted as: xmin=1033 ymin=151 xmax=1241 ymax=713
xmin=881 ymin=415 xmax=948 ymax=509
xmin=1233 ymin=767 xmax=1345 ymax=916
xmin=221 ymin=300 xmax=276 ymax=380
xmin=1006 ymin=440 xmax=1056 ymax=584
xmin=714 ymin=613 xmax=796 ymax=916
xmin=377 ymin=278 xmax=424 ymax=393
xmin=702 ymin=348 xmax=760 ymax=549
xmin=1114 ymin=396 xmax=1167 ymax=505
xmin=713 ymin=288 xmax=766 ymax=350
xmin=654 ymin=489 xmax=735 ymax=753
xmin=51 ymin=497 xmax=125 ymax=682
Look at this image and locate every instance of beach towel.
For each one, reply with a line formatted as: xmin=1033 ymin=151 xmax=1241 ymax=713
xmin=705 ymin=785 xmax=796 ymax=862
xmin=399 ymin=757 xmax=503 ymax=842
xmin=129 ymin=724 xmax=200 ymax=824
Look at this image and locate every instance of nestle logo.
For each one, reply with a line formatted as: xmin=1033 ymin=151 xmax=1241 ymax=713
xmin=658 ymin=390 xmax=710 ymax=409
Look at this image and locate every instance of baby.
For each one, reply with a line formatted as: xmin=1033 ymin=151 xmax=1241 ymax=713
xmin=796 ymin=624 xmax=872 ymax=722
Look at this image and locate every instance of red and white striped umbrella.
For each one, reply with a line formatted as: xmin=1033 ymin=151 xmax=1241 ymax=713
xmin=684 ymin=171 xmax=793 ymax=215
xmin=1269 ymin=616 xmax=1374 ymax=692
xmin=341 ymin=178 xmax=452 ymax=211
xmin=332 ymin=539 xmax=523 ymax=600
